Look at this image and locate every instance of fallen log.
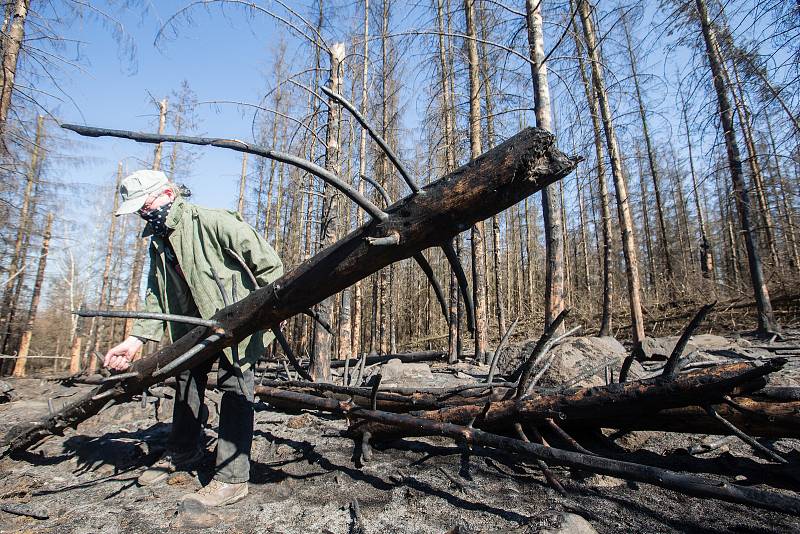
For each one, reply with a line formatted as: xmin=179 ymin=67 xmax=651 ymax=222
xmin=250 ymin=385 xmax=800 ymax=516
xmin=600 ymin=397 xmax=800 ymax=438
xmin=347 ymin=360 xmax=784 ymax=435
xmin=1 ymin=126 xmax=577 ymax=456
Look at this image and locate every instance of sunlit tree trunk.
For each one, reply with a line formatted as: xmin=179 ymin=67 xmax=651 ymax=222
xmin=13 ymin=213 xmax=53 ymax=377
xmin=462 ymin=0 xmax=488 ymax=362
xmin=310 ymin=42 xmax=345 ymax=382
xmin=0 ymin=0 xmax=29 ymax=146
xmin=526 ymin=0 xmax=564 ymax=334
xmin=572 ymin=8 xmax=612 ymax=335
xmin=578 ymin=0 xmax=645 ymax=347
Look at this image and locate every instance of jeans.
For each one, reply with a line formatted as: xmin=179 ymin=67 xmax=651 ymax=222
xmin=169 ymin=354 xmax=255 ymax=484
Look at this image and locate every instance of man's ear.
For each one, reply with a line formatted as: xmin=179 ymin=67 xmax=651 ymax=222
xmin=164 ymin=188 xmax=176 ymax=200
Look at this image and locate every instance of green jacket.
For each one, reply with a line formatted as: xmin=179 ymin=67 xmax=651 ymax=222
xmin=130 ymin=196 xmax=283 ymax=370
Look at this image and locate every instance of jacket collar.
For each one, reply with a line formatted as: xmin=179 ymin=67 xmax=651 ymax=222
xmin=141 ymin=196 xmax=188 ymax=238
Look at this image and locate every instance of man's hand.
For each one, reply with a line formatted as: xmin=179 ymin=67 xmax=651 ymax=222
xmin=104 ymin=336 xmax=144 ymax=371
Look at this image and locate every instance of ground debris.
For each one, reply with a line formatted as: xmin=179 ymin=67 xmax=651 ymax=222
xmin=0 ymin=331 xmax=798 ymax=532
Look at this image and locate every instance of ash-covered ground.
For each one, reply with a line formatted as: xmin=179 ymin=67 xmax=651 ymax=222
xmin=0 ymin=332 xmax=798 ymax=533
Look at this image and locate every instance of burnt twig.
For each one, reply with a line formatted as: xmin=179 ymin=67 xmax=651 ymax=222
xmin=662 ymin=302 xmax=716 ymax=380
xmin=442 ymin=239 xmax=475 ymax=334
xmin=487 ymin=317 xmax=519 ymax=384
xmin=703 ymin=404 xmax=788 ymax=464
xmin=74 ymin=309 xmax=222 ymax=330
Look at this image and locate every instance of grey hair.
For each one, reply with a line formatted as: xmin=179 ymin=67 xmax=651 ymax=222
xmin=166 ymin=181 xmax=192 ymax=198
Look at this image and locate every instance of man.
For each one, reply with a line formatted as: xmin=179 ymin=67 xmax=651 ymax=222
xmin=104 ymin=169 xmax=283 ymax=507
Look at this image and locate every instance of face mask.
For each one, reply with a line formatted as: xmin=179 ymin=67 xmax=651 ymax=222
xmin=139 ymin=201 xmax=173 ymax=237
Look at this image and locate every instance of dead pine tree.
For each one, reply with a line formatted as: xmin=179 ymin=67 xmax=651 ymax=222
xmin=0 ymin=0 xmax=29 ymax=146
xmin=434 ymin=0 xmax=462 ymax=364
xmin=12 ymin=213 xmax=53 ymax=377
xmin=526 ymin=0 xmax=565 ymax=335
xmin=352 ymin=0 xmax=371 ymax=364
xmin=571 ymin=5 xmax=612 ymax=335
xmin=679 ymin=82 xmax=714 ymax=279
xmin=310 ymin=43 xmax=346 ymax=382
xmin=463 ymin=0 xmax=489 ymax=363
xmin=578 ymin=0 xmax=645 ymax=349
xmin=87 ymin=163 xmax=124 ymax=357
xmin=692 ymin=0 xmax=778 ymax=335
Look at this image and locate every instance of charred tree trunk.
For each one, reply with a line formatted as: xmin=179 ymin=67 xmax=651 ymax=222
xmin=694 ymin=0 xmax=778 ymax=334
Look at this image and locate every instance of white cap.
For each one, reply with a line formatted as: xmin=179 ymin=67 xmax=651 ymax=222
xmin=116 ymin=170 xmax=169 ymax=216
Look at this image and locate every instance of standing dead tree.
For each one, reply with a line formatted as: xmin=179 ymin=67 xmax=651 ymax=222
xmin=1 ymin=124 xmax=576 ymax=455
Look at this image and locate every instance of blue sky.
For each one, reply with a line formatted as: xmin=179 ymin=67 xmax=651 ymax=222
xmin=55 ymin=1 xmax=289 ymax=208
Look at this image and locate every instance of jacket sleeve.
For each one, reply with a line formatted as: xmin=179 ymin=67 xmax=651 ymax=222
xmin=217 ymin=212 xmax=284 ymax=288
xmin=130 ymin=246 xmax=166 ymax=342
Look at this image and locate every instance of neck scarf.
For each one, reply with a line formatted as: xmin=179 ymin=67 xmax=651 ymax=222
xmin=140 ymin=201 xmax=173 ymax=237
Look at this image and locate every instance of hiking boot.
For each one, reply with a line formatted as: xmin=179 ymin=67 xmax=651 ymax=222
xmin=137 ymin=447 xmax=205 ymax=486
xmin=181 ymin=480 xmax=248 ymax=507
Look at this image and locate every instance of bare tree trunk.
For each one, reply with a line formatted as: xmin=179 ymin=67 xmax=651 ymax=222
xmin=123 ymin=98 xmax=168 ymax=342
xmin=89 ymin=163 xmax=123 ymax=355
xmin=68 ymin=336 xmax=82 ymax=374
xmin=635 ymin=143 xmax=658 ymax=296
xmin=526 ymin=0 xmax=564 ymax=334
xmin=237 ymin=153 xmax=248 ymax=215
xmin=623 ymin=14 xmax=673 ymax=285
xmin=694 ymin=0 xmax=777 ymax=334
xmin=436 ymin=0 xmax=460 ymax=363
xmin=578 ymin=0 xmax=645 ymax=347
xmin=464 ymin=0 xmax=489 ymax=362
xmin=13 ymin=213 xmax=53 ymax=377
xmin=724 ymin=59 xmax=780 ymax=271
xmin=310 ymin=43 xmax=345 ymax=382
xmin=478 ymin=2 xmax=506 ymax=337
xmin=352 ymin=0 xmax=371 ymax=362
xmin=0 ymin=0 xmax=28 ymax=145
xmin=572 ymin=9 xmax=611 ymax=335
xmin=577 ymin=177 xmax=591 ymax=292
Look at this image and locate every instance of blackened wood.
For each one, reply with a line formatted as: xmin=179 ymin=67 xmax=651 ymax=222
xmin=661 ymin=302 xmax=715 ymax=379
xmin=253 ymin=385 xmax=800 ymax=516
